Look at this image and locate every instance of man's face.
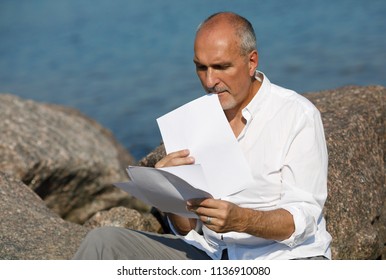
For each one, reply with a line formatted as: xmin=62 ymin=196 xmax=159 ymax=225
xmin=193 ymin=25 xmax=257 ymax=114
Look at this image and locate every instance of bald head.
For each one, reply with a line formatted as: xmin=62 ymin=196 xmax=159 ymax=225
xmin=196 ymin=12 xmax=257 ymax=56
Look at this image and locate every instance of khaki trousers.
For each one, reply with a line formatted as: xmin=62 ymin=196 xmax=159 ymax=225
xmin=73 ymin=226 xmax=328 ymax=260
xmin=73 ymin=226 xmax=211 ymax=260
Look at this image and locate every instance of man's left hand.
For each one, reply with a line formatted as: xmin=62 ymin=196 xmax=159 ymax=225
xmin=186 ymin=198 xmax=247 ymax=233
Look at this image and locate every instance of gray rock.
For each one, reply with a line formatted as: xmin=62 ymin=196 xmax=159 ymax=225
xmin=84 ymin=206 xmax=162 ymax=233
xmin=0 ymin=171 xmax=88 ymax=259
xmin=138 ymin=143 xmax=166 ymax=167
xmin=43 ymin=103 xmax=136 ymax=172
xmin=305 ymin=85 xmax=385 ymax=259
xmin=0 ymin=94 xmax=147 ymax=224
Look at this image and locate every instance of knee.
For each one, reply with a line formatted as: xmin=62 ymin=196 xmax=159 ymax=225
xmin=73 ymin=227 xmax=123 ymax=259
xmin=82 ymin=226 xmax=127 ymax=250
xmin=85 ymin=227 xmax=119 ymax=243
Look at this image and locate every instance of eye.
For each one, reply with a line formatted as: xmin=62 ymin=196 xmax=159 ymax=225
xmin=195 ymin=64 xmax=207 ymax=71
xmin=214 ymin=64 xmax=231 ymax=70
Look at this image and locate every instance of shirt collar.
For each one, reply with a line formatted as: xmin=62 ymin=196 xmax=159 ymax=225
xmin=241 ymin=71 xmax=270 ymax=124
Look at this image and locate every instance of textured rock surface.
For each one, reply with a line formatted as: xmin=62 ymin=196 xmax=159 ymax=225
xmin=138 ymin=144 xmax=166 ymax=167
xmin=0 ymin=172 xmax=88 ymax=259
xmin=44 ymin=103 xmax=136 ymax=172
xmin=84 ymin=206 xmax=162 ymax=233
xmin=305 ymin=85 xmax=385 ymax=259
xmin=0 ymin=94 xmax=147 ymax=224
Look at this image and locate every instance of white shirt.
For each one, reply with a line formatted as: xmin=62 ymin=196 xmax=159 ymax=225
xmin=170 ymin=72 xmax=332 ymax=260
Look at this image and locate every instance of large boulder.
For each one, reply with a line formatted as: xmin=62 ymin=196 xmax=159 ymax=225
xmin=304 ymin=85 xmax=385 ymax=259
xmin=0 ymin=171 xmax=88 ymax=259
xmin=0 ymin=172 xmax=161 ymax=259
xmin=0 ymin=94 xmax=147 ymax=224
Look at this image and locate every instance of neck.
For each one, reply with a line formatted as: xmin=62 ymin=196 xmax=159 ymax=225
xmin=225 ymin=78 xmax=262 ymax=137
xmin=226 ymin=110 xmax=246 ymax=138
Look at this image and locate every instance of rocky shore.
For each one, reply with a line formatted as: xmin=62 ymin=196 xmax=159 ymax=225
xmin=0 ymin=85 xmax=384 ymax=259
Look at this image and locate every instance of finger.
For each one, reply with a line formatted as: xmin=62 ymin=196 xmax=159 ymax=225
xmin=186 ymin=199 xmax=220 ymax=218
xmin=187 ymin=198 xmax=218 ymax=209
xmin=203 ymin=215 xmax=216 ymax=226
xmin=155 ymin=149 xmax=195 ymax=168
xmin=157 ymin=149 xmax=193 ymax=167
xmin=187 ymin=202 xmax=221 ymax=221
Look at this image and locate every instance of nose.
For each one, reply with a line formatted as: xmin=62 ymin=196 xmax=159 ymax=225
xmin=205 ymin=68 xmax=219 ymax=91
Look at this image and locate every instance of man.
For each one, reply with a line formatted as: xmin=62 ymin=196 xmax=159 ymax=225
xmin=74 ymin=12 xmax=332 ymax=260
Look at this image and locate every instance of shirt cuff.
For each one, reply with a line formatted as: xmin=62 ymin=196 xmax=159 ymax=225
xmin=277 ymin=205 xmax=317 ymax=248
xmin=166 ymin=216 xmax=203 ymax=235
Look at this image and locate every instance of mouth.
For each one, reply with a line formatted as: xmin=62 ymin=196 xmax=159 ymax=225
xmin=207 ymin=88 xmax=228 ymax=95
xmin=216 ymin=91 xmax=228 ymax=98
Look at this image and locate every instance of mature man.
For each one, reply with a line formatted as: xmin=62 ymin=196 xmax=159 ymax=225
xmin=74 ymin=12 xmax=332 ymax=260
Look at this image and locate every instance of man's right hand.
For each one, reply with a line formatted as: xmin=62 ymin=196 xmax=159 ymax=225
xmin=155 ymin=149 xmax=195 ymax=168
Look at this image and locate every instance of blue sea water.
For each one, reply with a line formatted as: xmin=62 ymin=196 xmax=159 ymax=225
xmin=1 ymin=0 xmax=385 ymax=160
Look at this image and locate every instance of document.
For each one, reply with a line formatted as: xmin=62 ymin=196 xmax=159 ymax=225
xmin=115 ymin=94 xmax=253 ymax=217
xmin=115 ymin=165 xmax=211 ymax=218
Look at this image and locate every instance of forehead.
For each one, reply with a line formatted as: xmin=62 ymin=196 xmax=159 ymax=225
xmin=194 ymin=27 xmax=241 ymax=63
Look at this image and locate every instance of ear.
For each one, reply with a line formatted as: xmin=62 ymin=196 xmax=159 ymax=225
xmin=248 ymin=50 xmax=258 ymax=76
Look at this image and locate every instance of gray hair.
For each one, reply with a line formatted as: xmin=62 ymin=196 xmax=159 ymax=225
xmin=197 ymin=12 xmax=257 ymax=56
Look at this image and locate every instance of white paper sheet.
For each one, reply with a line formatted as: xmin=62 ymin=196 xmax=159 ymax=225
xmin=156 ymin=94 xmax=253 ymax=198
xmin=115 ymin=165 xmax=212 ymax=218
